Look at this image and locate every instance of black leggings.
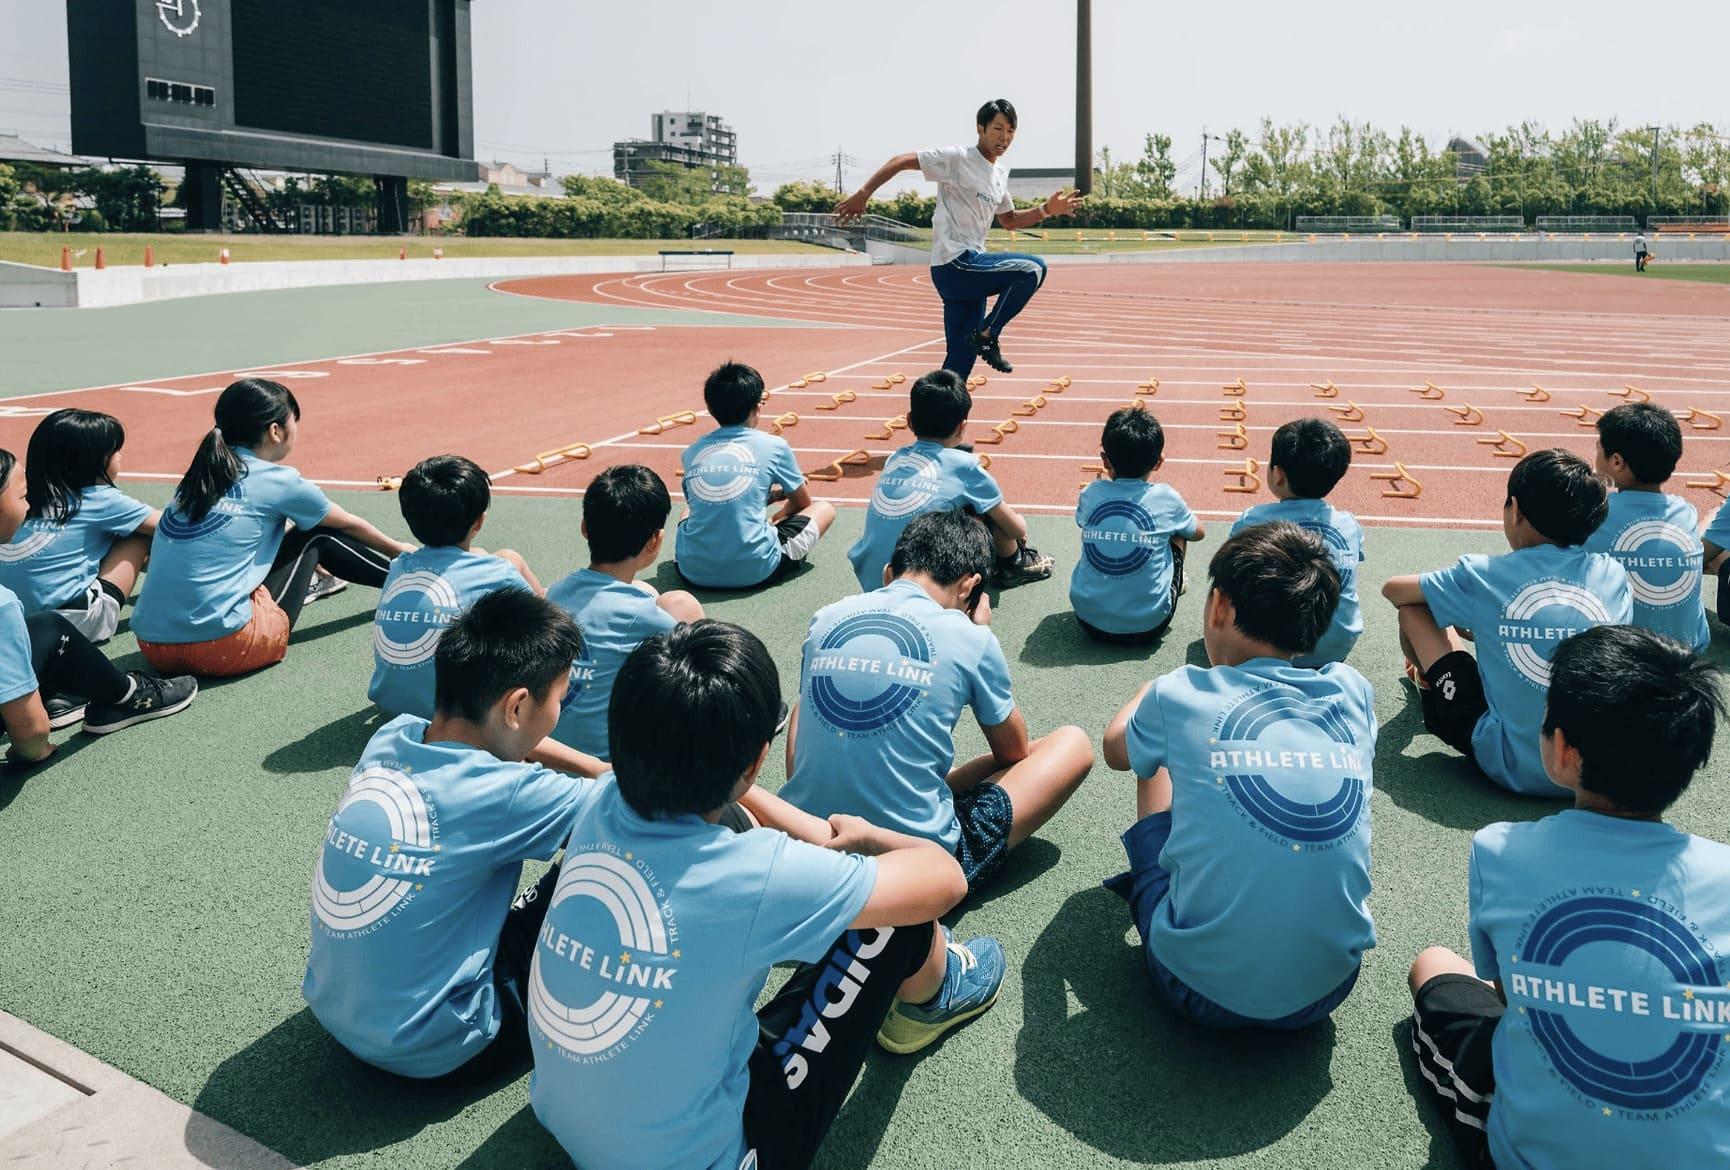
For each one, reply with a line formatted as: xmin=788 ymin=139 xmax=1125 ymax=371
xmin=25 ymin=611 xmax=131 ymax=705
xmin=262 ymin=527 xmax=393 ymax=630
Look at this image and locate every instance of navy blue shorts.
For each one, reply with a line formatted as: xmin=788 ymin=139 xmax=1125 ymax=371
xmin=952 ymin=782 xmax=1013 ymax=893
xmin=1118 ymin=811 xmax=1360 ymax=1029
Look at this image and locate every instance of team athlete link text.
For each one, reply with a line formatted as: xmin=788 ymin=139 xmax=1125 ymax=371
xmin=324 ymin=827 xmax=435 ymax=875
xmin=537 ymin=922 xmax=677 ymax=990
xmin=808 ymin=654 xmax=935 ymax=686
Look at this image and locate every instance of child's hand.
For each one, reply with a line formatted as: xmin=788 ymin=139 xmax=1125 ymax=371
xmin=969 ymin=591 xmax=993 ymax=627
xmin=825 ymin=814 xmax=883 ymax=855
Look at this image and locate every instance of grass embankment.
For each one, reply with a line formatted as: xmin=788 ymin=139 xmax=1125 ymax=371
xmin=1512 ymin=261 xmax=1730 ymax=286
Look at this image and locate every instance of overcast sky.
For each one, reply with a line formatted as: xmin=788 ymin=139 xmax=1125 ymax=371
xmin=4 ymin=0 xmax=1727 ymax=196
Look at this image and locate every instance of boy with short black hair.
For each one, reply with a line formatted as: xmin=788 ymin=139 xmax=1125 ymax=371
xmin=548 ymin=464 xmax=702 ymax=758
xmin=304 ymin=589 xmax=605 ymax=1078
xmin=1070 ymin=406 xmax=1204 ymax=643
xmin=369 ymin=454 xmax=545 ymax=719
xmin=1406 ymin=625 xmax=1730 ymax=1170
xmin=1586 ymin=402 xmax=1709 ymax=651
xmin=1383 ymin=448 xmax=1632 ymax=796
xmin=848 ymin=368 xmax=1053 ymax=592
xmin=529 ymin=621 xmax=994 ymax=1170
xmin=1103 ymin=522 xmax=1376 ymax=1029
xmin=1230 ymin=418 xmax=1364 ymax=666
xmin=676 ymin=361 xmax=837 ymax=589
xmin=790 ymin=509 xmax=1094 ymax=896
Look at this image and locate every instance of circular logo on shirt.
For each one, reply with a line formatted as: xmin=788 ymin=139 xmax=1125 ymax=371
xmin=373 ymin=571 xmax=463 ymax=667
xmin=157 ymin=483 xmax=245 ymax=542
xmin=0 ymin=525 xmax=56 ymax=563
xmin=530 ymin=850 xmax=678 ymax=1059
xmin=685 ymin=442 xmax=761 ymax=505
xmin=1499 ymin=580 xmax=1617 ymax=688
xmin=1081 ymin=499 xmax=1158 ymax=576
xmin=1507 ymin=894 xmax=1727 ymax=1113
xmin=808 ymin=611 xmax=935 ymax=735
xmin=1210 ymin=688 xmax=1367 ymax=848
xmin=312 ymin=767 xmax=438 ymax=934
xmin=868 ymin=450 xmax=943 ymax=520
xmin=1610 ymin=521 xmax=1699 ymax=608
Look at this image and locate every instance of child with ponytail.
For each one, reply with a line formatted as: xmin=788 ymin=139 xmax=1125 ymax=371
xmin=132 ymin=379 xmax=413 ymax=677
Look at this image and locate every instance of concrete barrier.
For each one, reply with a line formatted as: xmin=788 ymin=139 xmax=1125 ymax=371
xmin=0 ymin=250 xmax=875 ymax=309
xmin=1094 ymin=236 xmax=1730 ymax=265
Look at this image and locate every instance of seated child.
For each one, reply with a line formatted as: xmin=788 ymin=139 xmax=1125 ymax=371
xmin=1382 ymin=448 xmax=1631 ymax=796
xmin=1070 ymin=406 xmax=1204 ymax=643
xmin=1103 ymin=521 xmax=1374 ymax=1028
xmin=132 ymin=379 xmax=413 ymax=677
xmin=1230 ymin=418 xmax=1364 ymax=667
xmin=547 ymin=465 xmax=702 ymax=758
xmin=303 ymin=589 xmax=605 ymax=1079
xmin=675 ymin=361 xmax=836 ymax=589
xmin=370 ymin=455 xmax=544 ymax=719
xmin=1406 ymin=625 xmax=1730 ymax=1170
xmin=1699 ymin=496 xmax=1730 ymax=625
xmin=784 ymin=509 xmax=1094 ymax=893
xmin=0 ymin=447 xmax=195 ymax=755
xmin=847 ymin=369 xmax=1052 ymax=592
xmin=0 ymin=408 xmax=155 ymax=644
xmin=1585 ymin=402 xmax=1709 ymax=651
xmin=529 ymin=620 xmax=996 ymax=1170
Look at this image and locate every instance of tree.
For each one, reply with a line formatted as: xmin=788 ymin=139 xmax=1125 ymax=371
xmin=1209 ymin=129 xmax=1249 ymax=197
xmin=632 ymin=160 xmax=751 ymax=204
xmin=1133 ymin=133 xmax=1177 ymax=199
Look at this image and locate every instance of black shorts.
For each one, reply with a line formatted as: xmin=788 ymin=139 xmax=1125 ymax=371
xmin=1420 ymin=650 xmax=1489 ymax=758
xmin=953 ymin=781 xmax=1014 ymax=893
xmin=1409 ymin=974 xmax=1501 ymax=1166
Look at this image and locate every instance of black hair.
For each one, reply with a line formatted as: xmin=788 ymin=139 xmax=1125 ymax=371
xmin=1505 ymin=448 xmax=1609 ymax=547
xmin=172 ymin=379 xmax=300 ymax=524
xmin=976 ymin=98 xmax=1018 ymax=130
xmin=25 ymin=409 xmax=126 ymax=523
xmin=1208 ymin=521 xmax=1340 ymax=655
xmin=1596 ymin=402 xmax=1682 ymax=485
xmin=433 ymin=588 xmax=582 ymax=723
xmin=399 ymin=455 xmax=491 ymax=547
xmin=703 ymin=361 xmax=766 ymax=427
xmin=0 ymin=447 xmax=15 ymax=493
xmin=609 ymin=621 xmax=781 ymax=819
xmin=1269 ymin=418 xmax=1352 ymax=498
xmin=1101 ymin=407 xmax=1164 ymax=478
xmin=907 ymin=369 xmax=972 ymax=439
xmin=583 ymin=464 xmax=671 ymax=564
xmin=888 ymin=509 xmax=993 ymax=586
xmin=1544 ymin=625 xmax=1724 ymax=814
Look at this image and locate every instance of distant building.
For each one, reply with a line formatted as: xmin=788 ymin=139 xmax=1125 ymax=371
xmin=1448 ymin=137 xmax=1488 ymax=180
xmin=1008 ymin=166 xmax=1075 ymax=201
xmin=0 ymin=134 xmax=97 ymax=168
xmin=614 ymin=111 xmax=742 ymax=194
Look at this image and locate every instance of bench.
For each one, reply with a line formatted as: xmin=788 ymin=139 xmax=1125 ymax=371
xmin=659 ymin=249 xmax=735 ymax=271
xmin=1654 ymin=222 xmax=1730 ymax=234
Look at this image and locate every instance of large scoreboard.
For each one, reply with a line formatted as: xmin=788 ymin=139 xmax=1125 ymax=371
xmin=67 ymin=0 xmax=479 ymax=183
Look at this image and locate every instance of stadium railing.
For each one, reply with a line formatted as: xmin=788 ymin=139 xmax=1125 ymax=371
xmin=1294 ymin=215 xmax=1402 ymax=234
xmin=1408 ymin=216 xmax=1526 ymax=234
xmin=1534 ymin=215 xmax=1638 ymax=234
xmin=1647 ymin=216 xmax=1730 ymax=235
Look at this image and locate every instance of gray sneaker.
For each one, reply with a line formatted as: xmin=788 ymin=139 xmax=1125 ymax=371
xmin=304 ymin=570 xmax=348 ymax=606
xmin=83 ymin=673 xmax=198 ymax=735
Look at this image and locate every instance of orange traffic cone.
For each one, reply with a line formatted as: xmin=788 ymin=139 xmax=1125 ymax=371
xmin=219 ymin=247 xmax=230 ymax=265
xmin=399 ymin=246 xmax=406 ymax=260
xmin=94 ymin=247 xmax=105 ymax=270
xmin=60 ymin=246 xmax=71 ymax=271
xmin=144 ymin=245 xmax=155 ymax=267
xmin=433 ymin=246 xmax=443 ymax=260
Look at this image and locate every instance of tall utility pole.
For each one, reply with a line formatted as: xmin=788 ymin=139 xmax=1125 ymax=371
xmin=1199 ymin=129 xmax=1209 ymax=200
xmin=834 ymin=149 xmax=845 ymax=194
xmin=1648 ymin=125 xmax=1661 ymax=208
xmin=1075 ymin=0 xmax=1092 ymax=196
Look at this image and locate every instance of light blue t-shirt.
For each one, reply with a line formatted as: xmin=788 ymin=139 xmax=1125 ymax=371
xmin=676 ymin=425 xmax=806 ymax=588
xmin=846 ymin=440 xmax=1004 ymax=592
xmin=132 ymin=450 xmax=331 ymax=644
xmin=1420 ymin=545 xmax=1632 ymax=796
xmin=1230 ymin=498 xmax=1366 ymax=667
xmin=547 ymin=569 xmax=678 ymax=759
xmin=1069 ymin=478 xmax=1198 ymax=635
xmin=302 ymin=715 xmax=597 ymax=1079
xmin=528 ymin=781 xmax=877 ymax=1170
xmin=1583 ymin=490 xmax=1708 ymax=652
xmin=1125 ymin=658 xmax=1377 ymax=1019
xmin=1702 ymin=496 xmax=1730 ymax=554
xmin=780 ymin=579 xmax=1016 ymax=851
xmin=0 ymin=485 xmax=152 ymax=614
xmin=0 ymin=585 xmax=39 ymax=705
xmin=368 ymin=547 xmax=531 ymax=719
xmin=1469 ymin=811 xmax=1730 ymax=1170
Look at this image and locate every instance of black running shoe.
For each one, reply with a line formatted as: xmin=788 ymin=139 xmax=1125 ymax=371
xmin=993 ymin=543 xmax=1055 ymax=588
xmin=969 ymin=330 xmax=1013 ymax=373
xmin=45 ymin=694 xmax=88 ymax=731
xmin=83 ymin=673 xmax=198 ymax=735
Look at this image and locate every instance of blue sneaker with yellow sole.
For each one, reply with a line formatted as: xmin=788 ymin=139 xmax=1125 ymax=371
xmin=876 ymin=930 xmax=1005 ymax=1054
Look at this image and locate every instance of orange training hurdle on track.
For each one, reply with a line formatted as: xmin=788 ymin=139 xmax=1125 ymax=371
xmin=1682 ymin=408 xmax=1723 ymax=430
xmin=1328 ymin=402 xmax=1364 ymax=423
xmin=965 ymin=375 xmax=988 ymax=389
xmin=513 ymin=441 xmax=594 ymax=474
xmin=376 ymin=476 xmax=402 ymax=492
xmin=1311 ymin=380 xmax=1340 ymax=398
xmin=1685 ymin=470 xmax=1730 ymax=496
xmin=1370 ymin=464 xmax=1424 ymax=499
xmin=638 ymin=411 xmax=698 ymax=436
xmin=770 ymin=412 xmax=799 ymax=435
xmin=864 ymin=416 xmax=908 ymax=440
xmin=1522 ymin=385 xmax=1551 ymax=402
xmin=1217 ymin=422 xmax=1249 ymax=451
xmin=1223 ymin=458 xmax=1261 ymax=494
xmin=1222 ymin=378 xmax=1247 ymax=397
xmin=807 ymin=449 xmax=870 ymax=482
xmin=1445 ymin=404 xmax=1485 ymax=426
xmin=1136 ymin=377 xmax=1159 ymax=394
xmin=1560 ymin=405 xmax=1602 ymax=427
xmin=1347 ymin=427 xmax=1389 ymax=455
xmin=1478 ymin=432 xmax=1528 ymax=459
xmin=1411 ymin=382 xmax=1445 ymax=400
xmin=1220 ymin=401 xmax=1247 ymax=422
xmin=814 ymin=391 xmax=857 ymax=411
xmin=1611 ymin=385 xmax=1651 ymax=403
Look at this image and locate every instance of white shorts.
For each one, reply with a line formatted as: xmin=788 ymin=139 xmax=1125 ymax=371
xmin=57 ymin=580 xmax=121 ymax=644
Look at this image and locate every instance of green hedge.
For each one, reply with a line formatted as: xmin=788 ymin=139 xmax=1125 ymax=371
xmin=459 ymin=188 xmax=782 ymax=239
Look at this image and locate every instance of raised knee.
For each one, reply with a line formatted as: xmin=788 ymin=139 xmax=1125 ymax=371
xmin=1048 ymin=724 xmax=1096 ymax=770
xmin=660 ymin=590 xmax=704 ymax=623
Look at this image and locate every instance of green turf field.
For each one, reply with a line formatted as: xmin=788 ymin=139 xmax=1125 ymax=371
xmin=0 ymin=489 xmax=1725 ymax=1170
xmin=1512 ymin=262 xmax=1730 ymax=285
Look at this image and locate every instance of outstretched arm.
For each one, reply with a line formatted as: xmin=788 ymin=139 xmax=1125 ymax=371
xmin=834 ymin=153 xmax=920 ymax=222
xmin=996 ymin=188 xmax=1086 ymax=231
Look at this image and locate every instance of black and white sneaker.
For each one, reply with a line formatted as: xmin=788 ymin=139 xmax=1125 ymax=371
xmin=83 ymin=673 xmax=198 ymax=735
xmin=304 ymin=570 xmax=348 ymax=606
xmin=969 ymin=330 xmax=1013 ymax=373
xmin=992 ymin=543 xmax=1055 ymax=589
xmin=45 ymin=694 xmax=88 ymax=731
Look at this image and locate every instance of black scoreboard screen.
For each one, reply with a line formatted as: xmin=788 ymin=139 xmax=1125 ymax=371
xmin=231 ymin=0 xmax=434 ymax=151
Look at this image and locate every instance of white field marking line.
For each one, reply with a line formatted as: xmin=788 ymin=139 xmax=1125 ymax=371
xmin=804 ymin=374 xmax=1730 ymax=396
xmin=485 ymin=333 xmax=948 ymax=485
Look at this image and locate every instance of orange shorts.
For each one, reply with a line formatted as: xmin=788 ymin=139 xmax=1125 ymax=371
xmin=138 ymin=586 xmax=290 ymax=677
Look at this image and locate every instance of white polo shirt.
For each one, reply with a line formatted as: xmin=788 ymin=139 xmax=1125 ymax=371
xmin=918 ymin=144 xmax=1013 ymax=265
